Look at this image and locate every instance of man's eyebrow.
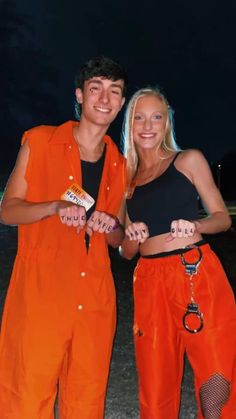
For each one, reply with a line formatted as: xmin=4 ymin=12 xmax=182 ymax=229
xmin=87 ymin=80 xmax=102 ymax=85
xmin=110 ymin=83 xmax=123 ymax=90
xmin=87 ymin=79 xmax=123 ymax=90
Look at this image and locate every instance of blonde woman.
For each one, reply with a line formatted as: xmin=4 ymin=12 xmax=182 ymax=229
xmin=120 ymin=87 xmax=236 ymax=419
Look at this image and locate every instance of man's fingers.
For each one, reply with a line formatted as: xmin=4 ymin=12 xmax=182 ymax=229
xmin=58 ymin=205 xmax=86 ymax=227
xmin=85 ymin=225 xmax=93 ymax=237
xmin=86 ymin=212 xmax=118 ymax=234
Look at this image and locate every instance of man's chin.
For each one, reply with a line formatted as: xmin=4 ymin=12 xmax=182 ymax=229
xmin=94 ymin=116 xmax=116 ymax=127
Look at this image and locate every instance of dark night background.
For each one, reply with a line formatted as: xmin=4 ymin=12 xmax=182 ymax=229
xmin=1 ymin=0 xmax=236 ymax=199
xmin=0 ymin=2 xmax=236 ymax=417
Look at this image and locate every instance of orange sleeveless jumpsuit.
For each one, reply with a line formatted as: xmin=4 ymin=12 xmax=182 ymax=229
xmin=0 ymin=121 xmax=126 ymax=419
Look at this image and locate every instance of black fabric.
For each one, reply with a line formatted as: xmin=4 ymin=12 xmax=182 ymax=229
xmin=126 ymin=153 xmax=199 ymax=237
xmin=81 ymin=147 xmax=106 ymax=249
xmin=81 ymin=146 xmax=106 ymax=219
xmin=141 ymin=239 xmax=207 ymax=259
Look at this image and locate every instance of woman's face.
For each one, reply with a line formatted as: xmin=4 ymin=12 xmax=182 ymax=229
xmin=132 ymin=94 xmax=167 ymax=150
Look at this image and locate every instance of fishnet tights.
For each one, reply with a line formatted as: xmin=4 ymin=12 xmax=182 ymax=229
xmin=199 ymin=373 xmax=230 ymax=419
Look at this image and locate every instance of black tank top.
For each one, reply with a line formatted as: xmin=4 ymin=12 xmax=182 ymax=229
xmin=81 ymin=147 xmax=106 ymax=249
xmin=81 ymin=146 xmax=106 ymax=219
xmin=126 ymin=153 xmax=199 ymax=237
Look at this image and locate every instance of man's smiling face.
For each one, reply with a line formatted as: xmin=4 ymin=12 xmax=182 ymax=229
xmin=76 ymin=77 xmax=125 ymax=128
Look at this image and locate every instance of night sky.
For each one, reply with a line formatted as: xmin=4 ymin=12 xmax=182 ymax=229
xmin=1 ymin=0 xmax=236 ymax=178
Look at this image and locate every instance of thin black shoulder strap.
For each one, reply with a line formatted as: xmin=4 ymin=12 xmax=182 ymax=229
xmin=171 ymin=151 xmax=181 ymax=165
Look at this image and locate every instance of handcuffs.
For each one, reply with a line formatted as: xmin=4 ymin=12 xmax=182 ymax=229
xmin=180 ymin=245 xmax=204 ymax=334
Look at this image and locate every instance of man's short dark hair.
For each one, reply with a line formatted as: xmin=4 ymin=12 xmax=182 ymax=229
xmin=75 ymin=55 xmax=128 ymax=96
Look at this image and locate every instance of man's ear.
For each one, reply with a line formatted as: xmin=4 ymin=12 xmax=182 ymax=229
xmin=75 ymin=88 xmax=83 ymax=104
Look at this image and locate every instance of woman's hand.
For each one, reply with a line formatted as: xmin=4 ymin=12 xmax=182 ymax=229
xmin=125 ymin=222 xmax=149 ymax=244
xmin=166 ymin=219 xmax=196 ymax=241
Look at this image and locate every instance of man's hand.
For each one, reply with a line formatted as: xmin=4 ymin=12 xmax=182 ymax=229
xmin=56 ymin=202 xmax=86 ymax=233
xmin=86 ymin=211 xmax=119 ymax=237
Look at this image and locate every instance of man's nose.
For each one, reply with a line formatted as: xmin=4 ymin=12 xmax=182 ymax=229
xmin=99 ymin=89 xmax=109 ymax=103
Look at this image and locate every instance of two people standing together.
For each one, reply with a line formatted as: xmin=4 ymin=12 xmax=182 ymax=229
xmin=0 ymin=55 xmax=236 ymax=418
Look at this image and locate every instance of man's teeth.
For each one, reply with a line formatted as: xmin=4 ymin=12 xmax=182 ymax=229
xmin=95 ymin=107 xmax=110 ymax=113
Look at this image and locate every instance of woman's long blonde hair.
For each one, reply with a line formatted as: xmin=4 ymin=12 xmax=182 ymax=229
xmin=121 ymin=86 xmax=180 ymax=183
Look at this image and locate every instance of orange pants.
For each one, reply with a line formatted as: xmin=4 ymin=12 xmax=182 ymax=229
xmin=0 ymin=253 xmax=116 ymax=419
xmin=133 ymin=243 xmax=236 ymax=418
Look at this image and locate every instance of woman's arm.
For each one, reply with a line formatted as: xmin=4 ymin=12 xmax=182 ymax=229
xmin=176 ymin=149 xmax=231 ymax=234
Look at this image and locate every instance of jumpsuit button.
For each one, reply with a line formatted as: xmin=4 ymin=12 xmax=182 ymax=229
xmin=68 ymin=175 xmax=74 ymax=180
xmin=78 ymin=305 xmax=83 ymax=310
xmin=80 ymin=272 xmax=86 ymax=277
xmin=113 ymin=162 xmax=117 ymax=166
xmin=68 ymin=145 xmax=72 ymax=149
xmin=106 ymin=186 xmax=110 ymax=191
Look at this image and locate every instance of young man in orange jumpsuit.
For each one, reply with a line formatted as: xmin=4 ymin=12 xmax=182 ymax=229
xmin=0 ymin=56 xmax=127 ymax=419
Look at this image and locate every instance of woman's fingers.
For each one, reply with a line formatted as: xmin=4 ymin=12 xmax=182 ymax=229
xmin=125 ymin=222 xmax=149 ymax=242
xmin=170 ymin=219 xmax=196 ymax=239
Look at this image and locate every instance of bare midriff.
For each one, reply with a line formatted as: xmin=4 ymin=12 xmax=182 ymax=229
xmin=139 ymin=231 xmax=203 ymax=256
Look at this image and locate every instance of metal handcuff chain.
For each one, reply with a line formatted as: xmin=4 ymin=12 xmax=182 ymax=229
xmin=180 ymin=245 xmax=204 ymax=334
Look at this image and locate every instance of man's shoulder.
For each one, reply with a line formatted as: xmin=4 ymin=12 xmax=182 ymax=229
xmin=21 ymin=124 xmax=57 ymax=145
xmin=21 ymin=120 xmax=75 ymax=147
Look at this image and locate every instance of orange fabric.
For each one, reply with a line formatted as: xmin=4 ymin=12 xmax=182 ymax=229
xmin=133 ymin=244 xmax=236 ymax=419
xmin=0 ymin=121 xmax=126 ymax=419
